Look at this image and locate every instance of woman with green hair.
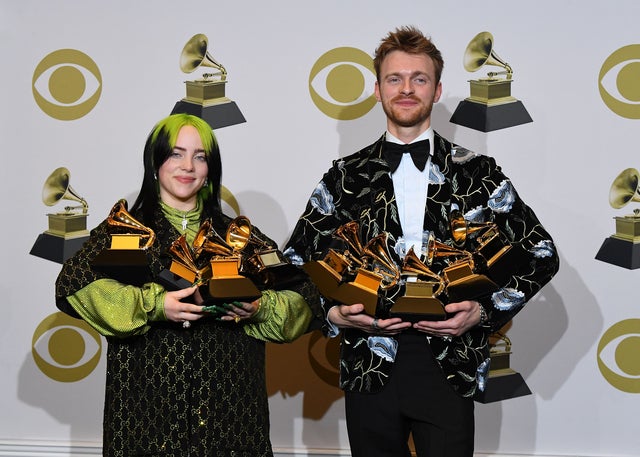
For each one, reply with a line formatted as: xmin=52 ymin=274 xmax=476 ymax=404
xmin=56 ymin=113 xmax=320 ymax=457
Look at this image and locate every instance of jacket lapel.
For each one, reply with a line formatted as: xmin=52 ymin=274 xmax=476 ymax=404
xmin=365 ymin=135 xmax=404 ymax=244
xmin=424 ymin=132 xmax=453 ymax=240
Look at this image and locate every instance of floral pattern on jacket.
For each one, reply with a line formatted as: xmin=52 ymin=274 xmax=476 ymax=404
xmin=285 ymin=132 xmax=559 ymax=398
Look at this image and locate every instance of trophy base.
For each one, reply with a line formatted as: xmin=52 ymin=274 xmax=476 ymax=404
xmin=303 ymin=260 xmax=343 ymax=300
xmin=157 ymin=269 xmax=193 ymax=291
xmin=172 ymin=99 xmax=246 ymax=130
xmin=389 ymin=296 xmax=446 ymax=322
xmin=595 ymin=236 xmax=640 ymax=269
xmin=254 ymin=263 xmax=307 ymax=290
xmin=208 ymin=276 xmax=261 ymax=301
xmin=303 ymin=260 xmax=380 ymax=315
xmin=390 ymin=282 xmax=446 ymax=321
xmin=450 ymin=99 xmax=532 ymax=132
xmin=475 ymin=368 xmax=532 ymax=403
xmin=30 ymin=232 xmax=88 ymax=264
xmin=445 ymin=274 xmax=499 ymax=303
xmin=90 ymin=249 xmax=151 ymax=286
xmin=333 ymin=281 xmax=379 ymax=316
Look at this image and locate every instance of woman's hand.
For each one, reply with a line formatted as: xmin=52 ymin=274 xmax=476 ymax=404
xmin=204 ymin=297 xmax=262 ymax=324
xmin=163 ymin=285 xmax=204 ymax=327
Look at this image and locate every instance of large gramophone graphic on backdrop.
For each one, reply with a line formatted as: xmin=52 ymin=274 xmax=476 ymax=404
xmin=30 ymin=167 xmax=90 ymax=263
xmin=596 ymin=168 xmax=640 ymax=269
xmin=170 ymin=33 xmax=246 ymax=129
xmin=450 ymin=31 xmax=533 ymax=132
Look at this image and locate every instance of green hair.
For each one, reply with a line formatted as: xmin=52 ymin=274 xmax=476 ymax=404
xmin=131 ymin=113 xmax=223 ymax=224
xmin=150 ymin=113 xmax=217 ymax=158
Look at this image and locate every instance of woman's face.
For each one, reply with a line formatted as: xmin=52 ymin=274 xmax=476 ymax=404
xmin=157 ymin=125 xmax=208 ymax=211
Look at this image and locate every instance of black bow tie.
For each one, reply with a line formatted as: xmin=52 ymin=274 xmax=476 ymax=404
xmin=383 ymin=139 xmax=430 ymax=172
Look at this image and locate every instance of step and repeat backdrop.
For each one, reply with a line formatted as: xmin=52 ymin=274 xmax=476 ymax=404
xmin=2 ymin=1 xmax=640 ymax=456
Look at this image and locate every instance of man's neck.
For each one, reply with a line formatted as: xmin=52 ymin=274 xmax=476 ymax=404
xmin=387 ymin=121 xmax=432 ymax=144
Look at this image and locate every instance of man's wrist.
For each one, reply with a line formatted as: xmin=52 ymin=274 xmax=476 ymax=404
xmin=478 ymin=303 xmax=489 ymax=326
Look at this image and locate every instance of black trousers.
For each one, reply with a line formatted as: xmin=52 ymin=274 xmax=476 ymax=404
xmin=344 ymin=332 xmax=475 ymax=457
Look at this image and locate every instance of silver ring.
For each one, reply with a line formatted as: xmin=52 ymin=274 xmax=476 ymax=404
xmin=182 ymin=321 xmax=191 ymax=329
xmin=371 ymin=318 xmax=379 ymax=330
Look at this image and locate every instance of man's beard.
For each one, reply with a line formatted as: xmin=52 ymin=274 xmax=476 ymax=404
xmin=381 ymin=96 xmax=434 ymax=128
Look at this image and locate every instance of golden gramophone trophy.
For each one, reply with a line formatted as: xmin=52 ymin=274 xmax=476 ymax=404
xmin=476 ymin=331 xmax=532 ymax=403
xmin=596 ymin=168 xmax=640 ymax=269
xmin=343 ymin=232 xmax=401 ymax=316
xmin=450 ymin=31 xmax=532 ymax=132
xmin=90 ymin=199 xmax=156 ymax=286
xmin=195 ymin=217 xmax=261 ymax=300
xmin=425 ymin=233 xmax=499 ymax=304
xmin=449 ymin=209 xmax=515 ymax=285
xmin=391 ymin=246 xmax=446 ymax=320
xmin=30 ymin=167 xmax=90 ymax=264
xmin=171 ymin=33 xmax=246 ymax=129
xmin=303 ymin=221 xmax=386 ymax=315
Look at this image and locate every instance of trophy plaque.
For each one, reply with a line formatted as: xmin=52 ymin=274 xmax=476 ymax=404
xmin=171 ymin=33 xmax=245 ymax=130
xmin=450 ymin=31 xmax=532 ymax=132
xmin=91 ymin=199 xmax=155 ymax=286
xmin=596 ymin=168 xmax=640 ymax=269
xmin=30 ymin=167 xmax=90 ymax=264
xmin=245 ymin=239 xmax=307 ymax=290
xmin=476 ymin=332 xmax=532 ymax=403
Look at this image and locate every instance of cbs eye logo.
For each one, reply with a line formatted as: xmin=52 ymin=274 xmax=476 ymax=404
xmin=597 ymin=319 xmax=640 ymax=393
xmin=32 ymin=312 xmax=103 ymax=382
xmin=309 ymin=47 xmax=377 ymax=120
xmin=32 ymin=49 xmax=102 ymax=120
xmin=598 ymin=44 xmax=640 ymax=119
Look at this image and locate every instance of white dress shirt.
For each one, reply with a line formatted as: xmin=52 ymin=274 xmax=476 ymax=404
xmin=386 ymin=128 xmax=434 ymax=258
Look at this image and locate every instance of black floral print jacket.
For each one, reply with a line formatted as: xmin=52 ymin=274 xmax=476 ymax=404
xmin=285 ymin=132 xmax=559 ymax=398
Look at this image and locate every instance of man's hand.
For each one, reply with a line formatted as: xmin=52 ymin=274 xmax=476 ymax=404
xmin=413 ymin=300 xmax=482 ymax=337
xmin=328 ymin=303 xmax=412 ymax=335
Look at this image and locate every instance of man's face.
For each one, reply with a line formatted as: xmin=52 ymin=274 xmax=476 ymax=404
xmin=375 ymin=50 xmax=442 ymax=133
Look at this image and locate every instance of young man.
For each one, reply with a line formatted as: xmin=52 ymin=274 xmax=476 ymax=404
xmin=285 ymin=26 xmax=559 ymax=457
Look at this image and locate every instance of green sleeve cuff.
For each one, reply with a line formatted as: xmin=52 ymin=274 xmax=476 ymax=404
xmin=144 ymin=283 xmax=167 ymax=322
xmin=66 ymin=279 xmax=166 ymax=338
xmin=243 ymin=289 xmax=312 ymax=343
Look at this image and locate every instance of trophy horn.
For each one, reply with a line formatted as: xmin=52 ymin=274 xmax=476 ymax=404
xmin=192 ymin=220 xmax=234 ymax=257
xmin=449 ymin=209 xmax=496 ymax=248
xmin=402 ymin=247 xmax=445 ymax=296
xmin=107 ymin=199 xmax=156 ymax=250
xmin=180 ymin=33 xmax=227 ymax=78
xmin=426 ymin=233 xmax=473 ymax=266
xmin=463 ymin=31 xmax=512 ymax=79
xmin=362 ymin=233 xmax=401 ymax=289
xmin=609 ymin=168 xmax=640 ymax=209
xmin=226 ymin=216 xmax=272 ymax=252
xmin=334 ymin=221 xmax=366 ymax=259
xmin=168 ymin=234 xmax=198 ymax=271
xmin=42 ymin=167 xmax=88 ymax=213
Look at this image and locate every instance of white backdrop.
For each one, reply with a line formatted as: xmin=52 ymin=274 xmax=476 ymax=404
xmin=2 ymin=1 xmax=640 ymax=456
